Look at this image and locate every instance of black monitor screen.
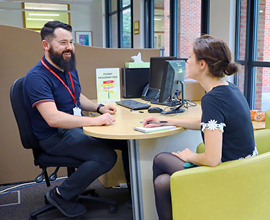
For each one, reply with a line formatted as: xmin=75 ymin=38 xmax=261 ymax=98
xmin=149 ymin=56 xmax=176 ymax=91
xmin=159 ymin=60 xmax=186 ymax=103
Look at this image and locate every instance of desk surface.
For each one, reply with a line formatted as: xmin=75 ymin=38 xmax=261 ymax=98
xmin=83 ymin=100 xmax=265 ymax=139
xmin=83 ymin=99 xmax=265 ymax=220
xmin=83 ymin=100 xmax=202 ymax=140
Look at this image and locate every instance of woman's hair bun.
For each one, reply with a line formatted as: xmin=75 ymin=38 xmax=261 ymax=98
xmin=225 ymin=62 xmax=239 ymax=76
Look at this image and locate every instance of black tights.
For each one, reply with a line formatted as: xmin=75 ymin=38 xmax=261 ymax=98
xmin=153 ymin=152 xmax=186 ymax=220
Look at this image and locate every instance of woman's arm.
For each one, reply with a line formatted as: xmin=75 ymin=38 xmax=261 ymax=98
xmin=143 ymin=116 xmax=201 ymax=130
xmin=172 ymin=128 xmax=222 ymax=167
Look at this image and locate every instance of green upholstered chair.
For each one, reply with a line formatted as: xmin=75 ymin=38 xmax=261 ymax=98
xmin=265 ymin=109 xmax=270 ymax=129
xmin=170 ymin=126 xmax=270 ymax=220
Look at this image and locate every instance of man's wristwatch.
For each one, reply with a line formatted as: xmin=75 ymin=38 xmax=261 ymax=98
xmin=97 ymin=104 xmax=105 ymax=114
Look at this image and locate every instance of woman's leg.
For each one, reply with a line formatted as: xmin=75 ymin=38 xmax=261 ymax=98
xmin=153 ymin=152 xmax=185 ymax=220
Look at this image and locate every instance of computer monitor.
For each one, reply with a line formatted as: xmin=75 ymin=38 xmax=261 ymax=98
xmin=159 ymin=60 xmax=186 ymax=114
xmin=149 ymin=56 xmax=176 ymax=91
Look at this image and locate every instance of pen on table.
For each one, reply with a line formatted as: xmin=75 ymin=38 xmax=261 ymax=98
xmin=140 ymin=121 xmax=168 ymax=124
xmin=130 ymin=110 xmax=144 ymax=113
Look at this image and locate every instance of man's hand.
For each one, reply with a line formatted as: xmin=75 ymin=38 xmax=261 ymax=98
xmin=93 ymin=113 xmax=115 ymax=126
xmin=99 ymin=105 xmax=117 ymax=115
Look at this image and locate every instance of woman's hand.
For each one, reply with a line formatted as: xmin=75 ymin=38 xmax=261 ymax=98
xmin=142 ymin=116 xmax=161 ymax=127
xmin=172 ymin=148 xmax=193 ymax=162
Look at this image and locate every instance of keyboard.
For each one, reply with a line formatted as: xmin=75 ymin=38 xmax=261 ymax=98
xmin=116 ymin=100 xmax=151 ymax=110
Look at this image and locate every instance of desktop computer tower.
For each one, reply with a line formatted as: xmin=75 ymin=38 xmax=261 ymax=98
xmin=122 ymin=68 xmax=150 ymax=98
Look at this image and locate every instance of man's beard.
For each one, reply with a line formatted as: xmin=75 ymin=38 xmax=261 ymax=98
xmin=49 ymin=47 xmax=76 ymax=72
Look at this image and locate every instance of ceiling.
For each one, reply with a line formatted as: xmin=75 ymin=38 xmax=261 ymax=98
xmin=0 ymin=0 xmax=93 ymax=4
xmin=1 ymin=0 xmax=165 ymax=7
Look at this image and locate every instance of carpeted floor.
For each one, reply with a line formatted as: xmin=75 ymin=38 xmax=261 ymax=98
xmin=0 ymin=178 xmax=133 ymax=220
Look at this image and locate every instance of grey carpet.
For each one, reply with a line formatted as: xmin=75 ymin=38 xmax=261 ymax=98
xmin=0 ymin=179 xmax=133 ymax=220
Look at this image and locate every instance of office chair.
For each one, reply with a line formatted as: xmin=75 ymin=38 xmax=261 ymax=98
xmin=171 ymin=128 xmax=270 ymax=220
xmin=10 ymin=77 xmax=118 ymax=220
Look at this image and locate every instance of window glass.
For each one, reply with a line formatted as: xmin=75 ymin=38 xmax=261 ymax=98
xmin=237 ymin=65 xmax=245 ymax=95
xmin=154 ymin=5 xmax=170 ymax=56
xmin=154 ymin=0 xmax=170 ymax=56
xmin=123 ymin=8 xmax=131 ymax=48
xmin=236 ymin=0 xmax=270 ymax=109
xmin=111 ymin=0 xmax=118 ymax=12
xmin=107 ymin=0 xmax=132 ymax=48
xmin=112 ymin=13 xmax=118 ymax=48
xmin=255 ymin=67 xmax=270 ymax=110
xmin=256 ymin=0 xmax=270 ymax=61
xmin=177 ymin=0 xmax=201 ymax=59
xmin=238 ymin=0 xmax=247 ymax=60
xmin=122 ymin=0 xmax=131 ymax=7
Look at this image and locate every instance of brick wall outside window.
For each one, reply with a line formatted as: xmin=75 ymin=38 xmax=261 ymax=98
xmin=239 ymin=0 xmax=270 ymax=109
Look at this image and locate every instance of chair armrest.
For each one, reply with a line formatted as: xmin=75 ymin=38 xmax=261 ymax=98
xmin=254 ymin=129 xmax=270 ymax=154
xmin=265 ymin=109 xmax=270 ymax=129
xmin=171 ymin=152 xmax=270 ymax=220
xmin=196 ymin=129 xmax=270 ymax=155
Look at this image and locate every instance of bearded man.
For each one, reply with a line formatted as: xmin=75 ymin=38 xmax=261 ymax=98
xmin=23 ymin=21 xmax=129 ymax=217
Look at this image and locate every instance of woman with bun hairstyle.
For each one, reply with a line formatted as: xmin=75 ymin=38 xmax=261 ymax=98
xmin=142 ymin=35 xmax=258 ymax=220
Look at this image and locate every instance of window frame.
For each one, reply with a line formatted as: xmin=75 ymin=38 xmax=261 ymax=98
xmin=144 ymin=0 xmax=209 ymax=58
xmin=105 ymin=0 xmax=133 ymax=48
xmin=235 ymin=0 xmax=270 ymax=109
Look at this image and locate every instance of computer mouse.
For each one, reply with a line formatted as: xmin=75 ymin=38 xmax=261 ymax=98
xmin=148 ymin=107 xmax=163 ymax=113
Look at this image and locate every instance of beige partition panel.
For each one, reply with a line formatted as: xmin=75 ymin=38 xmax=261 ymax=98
xmin=0 ymin=24 xmax=159 ymax=184
xmin=75 ymin=45 xmax=159 ymax=99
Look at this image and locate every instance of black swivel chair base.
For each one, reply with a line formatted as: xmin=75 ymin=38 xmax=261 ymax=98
xmin=29 ymin=191 xmax=118 ymax=220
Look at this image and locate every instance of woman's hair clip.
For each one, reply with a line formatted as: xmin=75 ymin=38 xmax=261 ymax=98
xmin=213 ymin=60 xmax=221 ymax=66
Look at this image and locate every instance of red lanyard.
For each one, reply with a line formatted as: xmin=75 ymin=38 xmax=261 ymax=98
xmin=41 ymin=58 xmax=77 ymax=105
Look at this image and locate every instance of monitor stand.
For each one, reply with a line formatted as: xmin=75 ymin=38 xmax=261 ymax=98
xmin=160 ymin=107 xmax=185 ymax=115
xmin=160 ymin=80 xmax=186 ymax=115
xmin=151 ymin=99 xmax=181 ymax=106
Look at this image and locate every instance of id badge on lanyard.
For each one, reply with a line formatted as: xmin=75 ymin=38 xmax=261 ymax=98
xmin=41 ymin=58 xmax=82 ymax=116
xmin=73 ymin=106 xmax=82 ymax=116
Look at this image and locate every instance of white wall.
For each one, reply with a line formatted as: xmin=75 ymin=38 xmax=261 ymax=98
xmin=69 ymin=1 xmax=104 ymax=47
xmin=0 ymin=0 xmax=105 ymax=47
xmin=209 ymin=0 xmax=236 ymax=82
xmin=85 ymin=0 xmax=105 ymax=47
xmin=209 ymin=0 xmax=236 ymax=56
xmin=133 ymin=0 xmax=145 ymax=48
xmin=0 ymin=2 xmax=24 ymax=27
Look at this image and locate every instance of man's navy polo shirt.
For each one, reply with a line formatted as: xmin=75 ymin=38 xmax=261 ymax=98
xmin=23 ymin=56 xmax=82 ymax=140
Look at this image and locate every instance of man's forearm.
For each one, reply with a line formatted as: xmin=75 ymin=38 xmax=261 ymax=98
xmin=80 ymin=94 xmax=99 ymax=112
xmin=45 ymin=110 xmax=95 ymax=129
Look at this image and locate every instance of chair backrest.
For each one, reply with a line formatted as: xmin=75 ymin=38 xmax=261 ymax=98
xmin=10 ymin=77 xmax=41 ymax=155
xmin=265 ymin=109 xmax=270 ymax=129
